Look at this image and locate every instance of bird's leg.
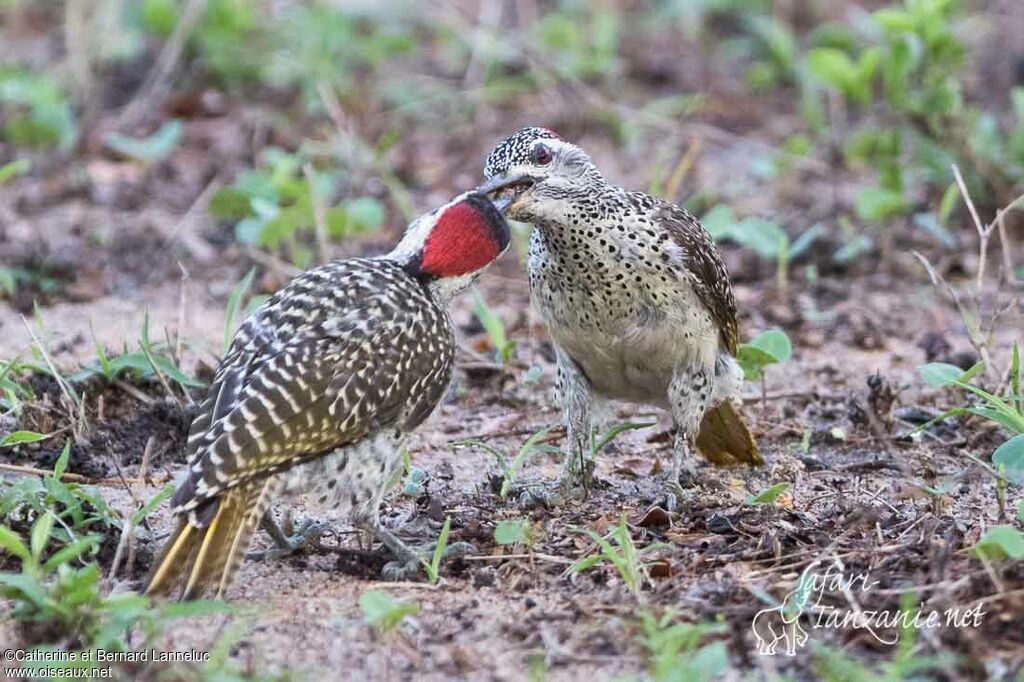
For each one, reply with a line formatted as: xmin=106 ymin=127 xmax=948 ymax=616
xmin=349 ymin=450 xmax=473 ymax=581
xmin=660 ymin=367 xmax=713 ymax=511
xmin=518 ymin=351 xmax=594 ymax=509
xmin=247 ymin=511 xmax=329 ymax=561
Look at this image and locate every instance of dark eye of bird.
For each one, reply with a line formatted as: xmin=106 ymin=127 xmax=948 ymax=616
xmin=533 ymin=144 xmax=553 ymax=166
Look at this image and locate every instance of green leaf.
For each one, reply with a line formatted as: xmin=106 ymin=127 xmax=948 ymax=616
xmin=873 ymin=8 xmax=917 ymax=32
xmin=0 ymin=525 xmax=30 ymax=561
xmin=424 ymin=515 xmax=451 ymax=584
xmin=728 ymin=218 xmax=787 ymax=259
xmin=1017 ymin=499 xmax=1023 ymax=523
xmin=737 ymin=330 xmax=792 ymax=381
xmin=855 ymin=187 xmax=908 ymax=221
xmin=0 ymin=430 xmax=49 ymax=447
xmin=52 ymin=439 xmax=71 ymax=478
xmin=132 ymin=485 xmax=175 ymax=525
xmin=747 ymin=329 xmax=792 ymax=362
xmin=359 ymin=590 xmax=419 ymax=633
xmin=701 ymin=205 xmax=735 ymax=240
xmin=745 ymin=482 xmax=791 ymax=506
xmin=209 ymin=187 xmax=254 ymax=220
xmin=30 ymin=511 xmax=55 ymax=560
xmin=42 ymin=537 xmax=98 ymax=572
xmin=918 ymin=362 xmax=967 ymax=387
xmin=972 ymin=526 xmax=1024 ymax=561
xmin=992 ymin=435 xmax=1024 ymax=485
xmin=343 ymin=197 xmax=385 ymax=232
xmin=159 ymin=599 xmax=235 ymax=619
xmin=0 ymin=159 xmax=29 ymax=186
xmin=494 ymin=519 xmax=531 ymax=546
xmin=806 ymin=47 xmax=858 ymax=92
xmin=591 ymin=422 xmax=654 ymax=456
xmin=0 ymin=573 xmax=51 ymax=610
xmin=105 ymin=120 xmax=182 ymax=164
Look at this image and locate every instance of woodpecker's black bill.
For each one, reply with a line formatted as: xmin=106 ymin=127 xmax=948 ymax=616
xmin=475 ymin=174 xmax=537 ymax=213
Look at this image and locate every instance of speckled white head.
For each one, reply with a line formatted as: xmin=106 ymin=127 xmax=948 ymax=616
xmin=478 ymin=127 xmax=605 ymax=224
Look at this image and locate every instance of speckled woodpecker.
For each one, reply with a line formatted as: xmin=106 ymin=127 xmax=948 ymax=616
xmin=477 ymin=127 xmax=761 ymax=508
xmin=147 ymin=192 xmax=511 ymax=599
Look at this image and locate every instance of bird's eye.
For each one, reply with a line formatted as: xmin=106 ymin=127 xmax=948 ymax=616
xmin=532 ymin=143 xmax=553 ymax=166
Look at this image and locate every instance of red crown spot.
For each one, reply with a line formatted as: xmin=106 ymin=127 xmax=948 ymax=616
xmin=420 ymin=202 xmax=501 ymax=279
xmin=541 ymin=127 xmax=562 ymax=140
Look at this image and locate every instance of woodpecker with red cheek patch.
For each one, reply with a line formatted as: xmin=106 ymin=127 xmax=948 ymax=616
xmin=478 ymin=128 xmax=761 ymax=509
xmin=146 ymin=192 xmax=511 ymax=599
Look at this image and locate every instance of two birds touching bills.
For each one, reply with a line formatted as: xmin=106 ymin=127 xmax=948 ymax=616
xmin=147 ymin=127 xmax=764 ymax=600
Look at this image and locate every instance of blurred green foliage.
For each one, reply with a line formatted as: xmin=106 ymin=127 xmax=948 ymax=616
xmin=0 ymin=68 xmax=75 ymax=150
xmin=0 ymin=0 xmax=1021 ymax=269
xmin=209 ymin=147 xmax=385 ymax=268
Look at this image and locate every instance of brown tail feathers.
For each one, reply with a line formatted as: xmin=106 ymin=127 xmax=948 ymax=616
xmin=695 ymin=401 xmax=762 ymax=466
xmin=146 ymin=479 xmax=273 ymax=600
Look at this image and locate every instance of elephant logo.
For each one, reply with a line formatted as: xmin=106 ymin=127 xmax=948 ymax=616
xmin=751 ymin=564 xmax=817 ymax=656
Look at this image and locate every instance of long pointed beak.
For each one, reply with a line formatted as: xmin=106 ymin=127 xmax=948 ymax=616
xmin=474 ymin=173 xmax=537 ymax=214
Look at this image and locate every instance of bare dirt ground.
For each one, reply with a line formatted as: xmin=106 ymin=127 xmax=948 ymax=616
xmin=3 ymin=3 xmax=1024 ymax=681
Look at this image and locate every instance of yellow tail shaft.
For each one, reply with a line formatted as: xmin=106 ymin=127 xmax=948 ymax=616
xmin=695 ymin=401 xmax=762 ymax=466
xmin=146 ymin=479 xmax=273 ymax=600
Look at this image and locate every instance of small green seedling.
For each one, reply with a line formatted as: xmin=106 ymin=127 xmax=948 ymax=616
xmin=0 ymin=159 xmax=29 ymax=185
xmin=972 ymin=526 xmax=1024 ymax=562
xmin=455 ymin=425 xmax=562 ymax=499
xmin=359 ymin=590 xmax=419 ymax=634
xmin=473 ymin=290 xmax=515 ymax=364
xmin=494 ymin=518 xmax=533 ymax=548
xmin=737 ymin=329 xmax=793 ymax=383
xmin=637 ymin=609 xmax=728 ymax=682
xmin=917 ymin=350 xmax=1024 ymax=485
xmin=703 ymin=205 xmax=820 ymax=292
xmin=0 ymin=69 xmax=76 ymax=150
xmin=421 ymin=515 xmax=451 ymax=584
xmin=745 ymin=482 xmax=791 ymax=506
xmin=567 ymin=514 xmax=667 ymax=598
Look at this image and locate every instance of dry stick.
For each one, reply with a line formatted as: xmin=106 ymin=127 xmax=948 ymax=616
xmin=663 ymin=136 xmax=702 ymax=205
xmin=0 ymin=463 xmax=91 ymax=483
xmin=115 ymin=380 xmax=155 ymax=405
xmin=0 ymin=462 xmax=171 ymax=487
xmin=913 ymin=251 xmax=996 ymax=382
xmin=19 ymin=315 xmax=84 ymax=440
xmin=303 ymin=163 xmax=330 ymax=266
xmin=124 ymin=436 xmax=157 ymax=580
xmin=953 ymin=164 xmax=992 ymax=294
xmin=175 ymin=263 xmax=189 ymax=366
xmin=117 ymin=0 xmax=208 ymax=128
xmin=168 ymin=177 xmax=222 ymax=263
xmin=462 ymin=0 xmax=503 ymax=88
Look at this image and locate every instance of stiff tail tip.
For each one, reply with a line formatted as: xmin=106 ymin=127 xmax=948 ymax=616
xmin=695 ymin=400 xmax=762 ymax=466
xmin=145 ymin=482 xmax=266 ymax=601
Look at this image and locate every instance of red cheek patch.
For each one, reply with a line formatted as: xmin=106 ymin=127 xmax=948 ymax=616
xmin=421 ymin=202 xmax=501 ymax=278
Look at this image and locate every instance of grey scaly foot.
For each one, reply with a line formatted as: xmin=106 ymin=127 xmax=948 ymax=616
xmin=515 ymin=482 xmax=566 ymax=509
xmin=359 ymin=518 xmax=474 ymax=581
xmin=247 ymin=514 xmax=329 ymax=561
xmin=380 ymin=540 xmax=476 ymax=581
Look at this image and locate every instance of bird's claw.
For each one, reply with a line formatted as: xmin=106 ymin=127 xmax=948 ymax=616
xmin=247 ymin=519 xmax=329 ymax=561
xmin=516 ymin=484 xmax=565 ymax=509
xmin=379 ymin=541 xmax=476 ymax=581
xmin=655 ymin=480 xmax=688 ymax=513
